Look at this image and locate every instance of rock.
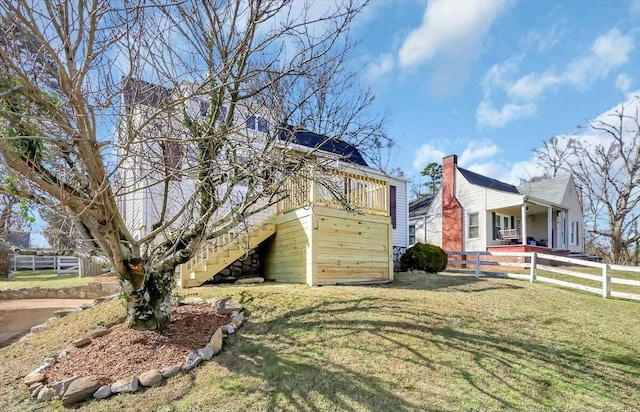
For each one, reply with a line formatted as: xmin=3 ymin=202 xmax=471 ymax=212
xmin=43 ymin=357 xmax=56 ymax=367
xmin=93 ymin=385 xmax=112 ymax=399
xmin=37 ymin=386 xmax=55 ymax=402
xmin=207 ymin=328 xmax=224 ymax=355
xmin=72 ymin=337 xmax=91 ymax=348
xmin=62 ymin=377 xmax=101 ymax=406
xmin=51 ymin=376 xmax=78 ymax=397
xmin=160 ymin=364 xmax=182 ymax=378
xmin=138 ymin=369 xmax=163 ymax=387
xmin=24 ymin=373 xmax=46 ymax=385
xmin=88 ymin=327 xmax=110 ymax=339
xmin=198 ymin=346 xmax=214 ymax=361
xmin=230 ymin=311 xmax=245 ymax=327
xmin=54 ymin=308 xmax=77 ymax=318
xmin=58 ymin=349 xmax=70 ymax=359
xmin=221 ymin=324 xmax=235 ymax=335
xmin=29 ymin=382 xmax=44 ymax=397
xmin=111 ymin=376 xmax=139 ymax=393
xmin=235 ymin=277 xmax=264 ymax=284
xmin=184 ymin=353 xmax=202 ymax=371
xmin=215 ymin=297 xmax=243 ymax=315
xmin=30 ymin=324 xmax=46 ymax=333
xmin=180 ymin=296 xmax=206 ymax=305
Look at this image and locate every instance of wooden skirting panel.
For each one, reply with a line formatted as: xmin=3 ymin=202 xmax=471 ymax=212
xmin=312 ymin=207 xmax=392 ymax=285
xmin=264 ymin=208 xmax=313 ymax=284
xmin=264 ymin=206 xmax=393 ymax=286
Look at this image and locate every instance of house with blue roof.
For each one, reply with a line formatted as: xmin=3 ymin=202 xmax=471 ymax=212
xmin=118 ymin=80 xmax=408 ymax=287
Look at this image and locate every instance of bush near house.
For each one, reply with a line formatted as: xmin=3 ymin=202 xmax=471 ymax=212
xmin=400 ymin=242 xmax=448 ymax=272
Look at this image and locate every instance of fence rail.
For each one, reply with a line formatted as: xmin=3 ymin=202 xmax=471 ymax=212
xmin=446 ymin=250 xmax=640 ymax=302
xmin=12 ymin=255 xmax=81 ymax=274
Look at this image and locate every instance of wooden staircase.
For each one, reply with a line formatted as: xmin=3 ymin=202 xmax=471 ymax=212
xmin=179 ymin=222 xmax=276 ymax=288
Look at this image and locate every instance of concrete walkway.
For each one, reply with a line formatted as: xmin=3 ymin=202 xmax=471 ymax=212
xmin=0 ymin=299 xmax=94 ymax=347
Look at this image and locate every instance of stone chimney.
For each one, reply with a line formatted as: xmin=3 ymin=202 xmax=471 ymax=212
xmin=441 ymin=155 xmax=463 ymax=252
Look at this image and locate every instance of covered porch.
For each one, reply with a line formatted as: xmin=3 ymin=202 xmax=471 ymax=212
xmin=487 ymin=199 xmax=569 ymax=250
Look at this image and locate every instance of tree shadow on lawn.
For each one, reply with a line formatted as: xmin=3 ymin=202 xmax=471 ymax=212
xmin=215 ymin=297 xmax=638 ymax=411
xmin=381 ymin=271 xmax=524 ymax=293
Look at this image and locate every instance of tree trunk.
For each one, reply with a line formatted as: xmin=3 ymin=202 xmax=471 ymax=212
xmin=120 ymin=260 xmax=176 ymax=330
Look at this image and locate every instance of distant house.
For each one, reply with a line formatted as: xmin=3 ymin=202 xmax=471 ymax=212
xmin=409 ymin=154 xmax=584 ymax=254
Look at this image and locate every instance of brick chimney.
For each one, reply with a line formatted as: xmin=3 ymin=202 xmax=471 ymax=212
xmin=442 ymin=155 xmax=463 ymax=252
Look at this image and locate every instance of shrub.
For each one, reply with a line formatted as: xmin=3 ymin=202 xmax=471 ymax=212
xmin=400 ymin=243 xmax=448 ymax=273
xmin=0 ymin=241 xmax=13 ymax=278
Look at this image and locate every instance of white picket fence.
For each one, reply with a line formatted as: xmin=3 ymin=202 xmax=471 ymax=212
xmin=12 ymin=255 xmax=81 ymax=275
xmin=446 ymin=251 xmax=640 ymax=302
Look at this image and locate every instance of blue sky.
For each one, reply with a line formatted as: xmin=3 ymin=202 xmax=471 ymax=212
xmin=353 ymin=0 xmax=640 ymax=186
xmin=27 ymin=0 xmax=640 ymax=247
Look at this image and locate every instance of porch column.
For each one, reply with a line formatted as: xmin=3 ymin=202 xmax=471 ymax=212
xmin=521 ymin=203 xmax=527 ymax=245
xmin=547 ymin=206 xmax=553 ymax=248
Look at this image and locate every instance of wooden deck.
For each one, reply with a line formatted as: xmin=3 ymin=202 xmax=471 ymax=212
xmin=180 ymin=167 xmax=393 ymax=287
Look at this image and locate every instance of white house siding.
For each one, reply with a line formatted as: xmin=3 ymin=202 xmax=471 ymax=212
xmin=455 ymin=170 xmax=523 ymax=251
xmin=561 ymin=177 xmax=584 ymax=253
xmin=389 ymin=177 xmax=408 ymax=248
xmin=408 ymin=190 xmax=442 ymax=248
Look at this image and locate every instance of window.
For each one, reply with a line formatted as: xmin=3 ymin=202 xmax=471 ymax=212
xmin=198 ymin=101 xmax=227 ymax=121
xmin=246 ymin=116 xmax=268 ymax=133
xmin=571 ymin=221 xmax=579 ymax=245
xmin=409 ymin=225 xmax=416 ymax=245
xmin=468 ymin=212 xmax=479 ymax=239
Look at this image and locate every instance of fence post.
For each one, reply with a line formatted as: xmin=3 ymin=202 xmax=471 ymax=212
xmin=475 ymin=252 xmax=480 ymax=278
xmin=529 ymin=251 xmax=537 ymax=282
xmin=32 ymin=255 xmax=35 ymax=271
xmin=602 ymin=263 xmax=609 ymax=298
xmin=13 ymin=254 xmax=17 ymax=271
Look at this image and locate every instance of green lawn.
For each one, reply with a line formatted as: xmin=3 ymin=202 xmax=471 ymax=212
xmin=1 ymin=272 xmax=638 ymax=411
xmin=0 ymin=270 xmax=92 ymax=291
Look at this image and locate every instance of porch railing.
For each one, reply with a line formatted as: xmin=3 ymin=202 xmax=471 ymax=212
xmin=277 ymin=169 xmax=389 ymax=216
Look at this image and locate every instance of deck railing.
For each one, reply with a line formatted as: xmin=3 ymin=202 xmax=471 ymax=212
xmin=277 ymin=169 xmax=389 ymax=216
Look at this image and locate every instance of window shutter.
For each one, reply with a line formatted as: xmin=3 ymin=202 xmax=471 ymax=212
xmin=511 ymin=216 xmax=515 ymax=229
xmin=390 ymin=185 xmax=397 ymax=229
xmin=492 ymin=212 xmax=497 ymax=240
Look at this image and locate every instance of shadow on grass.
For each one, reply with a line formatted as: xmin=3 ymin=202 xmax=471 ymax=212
xmin=214 ymin=295 xmax=638 ymax=411
xmin=381 ymin=271 xmax=524 ymax=293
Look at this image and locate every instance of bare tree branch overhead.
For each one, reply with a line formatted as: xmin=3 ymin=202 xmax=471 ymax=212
xmin=534 ymin=96 xmax=640 ymax=264
xmin=0 ymin=0 xmax=389 ymax=329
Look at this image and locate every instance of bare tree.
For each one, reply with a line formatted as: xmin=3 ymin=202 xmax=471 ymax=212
xmin=537 ymin=96 xmax=640 ymax=263
xmin=532 ymin=136 xmax=577 ymax=178
xmin=0 ymin=0 xmax=385 ymax=329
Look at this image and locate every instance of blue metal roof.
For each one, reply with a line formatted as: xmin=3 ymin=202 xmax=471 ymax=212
xmin=278 ymin=126 xmax=369 ymax=167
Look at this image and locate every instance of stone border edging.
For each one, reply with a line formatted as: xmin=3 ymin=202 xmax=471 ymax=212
xmin=22 ymin=296 xmax=245 ymax=407
xmin=0 ymin=282 xmax=120 ymax=300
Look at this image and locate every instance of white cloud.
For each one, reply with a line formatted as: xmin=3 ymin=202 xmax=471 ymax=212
xmin=615 ymin=74 xmax=633 ymax=94
xmin=412 ymin=143 xmax=446 ymax=171
xmin=458 ymin=141 xmax=500 ymax=166
xmin=477 ymin=28 xmax=636 ymax=128
xmin=398 ymin=0 xmax=508 ymax=68
xmin=363 ymin=53 xmax=394 ymax=84
xmin=507 ymin=72 xmax=561 ymax=101
xmin=476 ymin=101 xmax=537 ymax=128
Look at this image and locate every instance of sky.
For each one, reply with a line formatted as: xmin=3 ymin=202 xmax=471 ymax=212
xmin=25 ymin=0 xmax=640 ymax=247
xmin=352 ymin=0 xmax=640 ymax=187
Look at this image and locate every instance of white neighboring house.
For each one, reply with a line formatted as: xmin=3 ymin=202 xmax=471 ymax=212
xmin=409 ymin=155 xmax=584 ymax=254
xmin=116 ymin=79 xmax=409 ymax=286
